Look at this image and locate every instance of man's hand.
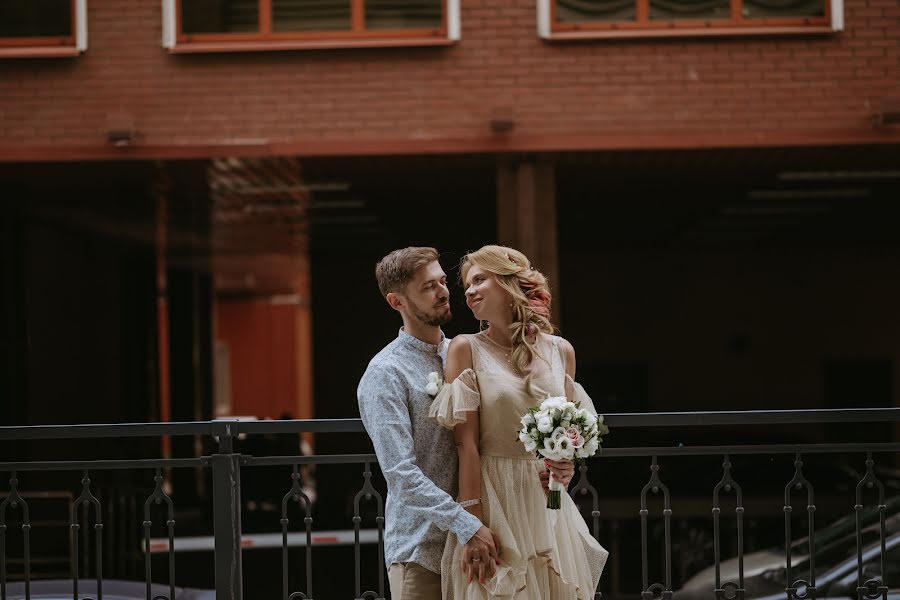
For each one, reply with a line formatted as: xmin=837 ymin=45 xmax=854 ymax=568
xmin=461 ymin=525 xmax=500 ymax=584
xmin=540 ymin=459 xmax=575 ymax=491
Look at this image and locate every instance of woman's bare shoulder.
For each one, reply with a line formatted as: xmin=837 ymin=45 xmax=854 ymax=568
xmin=446 ymin=335 xmax=474 ymax=376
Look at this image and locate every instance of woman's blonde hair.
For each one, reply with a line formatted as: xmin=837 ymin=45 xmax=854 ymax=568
xmin=460 ymin=245 xmax=553 ymax=395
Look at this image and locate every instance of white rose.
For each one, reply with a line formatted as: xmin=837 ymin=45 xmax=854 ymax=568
xmin=524 ymin=438 xmax=537 ymax=453
xmin=540 ymin=396 xmax=567 ymax=411
xmin=555 ymin=437 xmax=575 ymax=460
xmin=518 ymin=430 xmax=530 ymax=443
xmin=520 ymin=413 xmax=536 ymax=427
xmin=581 ymin=438 xmax=599 ymax=457
xmin=425 ymin=372 xmax=443 ymax=396
xmin=536 ymin=414 xmax=553 ymax=433
xmin=540 ymin=437 xmax=562 ymax=460
xmin=550 ymin=426 xmax=568 ymax=442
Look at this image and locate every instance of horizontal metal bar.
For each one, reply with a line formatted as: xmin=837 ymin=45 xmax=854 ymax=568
xmin=234 ymin=418 xmax=368 ymax=434
xmin=1 ymin=408 xmax=898 ymax=442
xmin=241 ymin=453 xmax=378 ymax=466
xmin=603 ymin=407 xmax=900 ymax=427
xmin=8 ymin=441 xmax=893 ymax=474
xmin=0 ymin=421 xmax=219 ymax=440
xmin=0 ymin=458 xmax=208 ymax=472
xmin=145 ymin=529 xmax=380 ymax=553
xmin=598 ymin=441 xmax=900 ymax=457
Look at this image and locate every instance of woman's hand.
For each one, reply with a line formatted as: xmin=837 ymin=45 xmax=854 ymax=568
xmin=540 ymin=459 xmax=575 ymax=490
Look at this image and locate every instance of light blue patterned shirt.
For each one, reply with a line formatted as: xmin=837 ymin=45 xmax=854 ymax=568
xmin=357 ymin=329 xmax=482 ymax=573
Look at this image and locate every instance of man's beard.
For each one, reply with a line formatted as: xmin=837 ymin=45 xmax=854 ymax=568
xmin=411 ymin=302 xmax=452 ymax=327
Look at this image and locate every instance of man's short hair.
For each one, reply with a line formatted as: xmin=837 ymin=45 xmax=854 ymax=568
xmin=375 ymin=247 xmax=440 ymax=297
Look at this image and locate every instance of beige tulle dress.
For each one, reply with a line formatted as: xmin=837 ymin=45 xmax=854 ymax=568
xmin=429 ymin=331 xmax=608 ymax=599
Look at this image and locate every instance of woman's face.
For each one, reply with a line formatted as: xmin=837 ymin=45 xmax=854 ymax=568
xmin=464 ymin=264 xmax=511 ymax=323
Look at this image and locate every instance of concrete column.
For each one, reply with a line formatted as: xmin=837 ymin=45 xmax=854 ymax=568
xmin=496 ymin=159 xmax=561 ymax=325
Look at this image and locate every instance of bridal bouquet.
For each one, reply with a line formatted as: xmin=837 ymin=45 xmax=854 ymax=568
xmin=517 ymin=397 xmax=608 ymax=509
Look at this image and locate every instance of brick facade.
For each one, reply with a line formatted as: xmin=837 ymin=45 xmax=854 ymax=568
xmin=1 ymin=0 xmax=899 ymax=157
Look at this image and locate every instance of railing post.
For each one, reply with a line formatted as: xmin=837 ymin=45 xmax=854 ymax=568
xmin=212 ymin=422 xmax=243 ymax=600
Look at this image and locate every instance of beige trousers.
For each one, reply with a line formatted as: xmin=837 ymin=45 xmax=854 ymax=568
xmin=387 ymin=562 xmax=442 ymax=600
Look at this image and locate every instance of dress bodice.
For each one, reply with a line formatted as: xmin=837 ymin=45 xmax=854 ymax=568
xmin=467 ymin=331 xmax=567 ymax=458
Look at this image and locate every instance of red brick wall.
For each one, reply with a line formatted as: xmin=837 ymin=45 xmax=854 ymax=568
xmin=0 ymin=0 xmax=898 ymax=153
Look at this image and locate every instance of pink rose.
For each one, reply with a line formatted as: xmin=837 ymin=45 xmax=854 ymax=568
xmin=566 ymin=427 xmax=584 ymax=449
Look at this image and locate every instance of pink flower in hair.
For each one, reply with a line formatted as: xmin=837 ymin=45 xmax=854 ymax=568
xmin=528 ymin=289 xmax=551 ymax=317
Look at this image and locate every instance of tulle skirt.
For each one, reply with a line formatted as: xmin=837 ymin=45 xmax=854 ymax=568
xmin=441 ymin=456 xmax=608 ymax=599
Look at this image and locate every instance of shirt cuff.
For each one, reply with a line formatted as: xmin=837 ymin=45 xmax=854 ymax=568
xmin=452 ymin=510 xmax=483 ymax=546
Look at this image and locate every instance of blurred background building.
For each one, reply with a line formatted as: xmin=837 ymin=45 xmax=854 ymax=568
xmin=1 ymin=0 xmax=899 ymax=597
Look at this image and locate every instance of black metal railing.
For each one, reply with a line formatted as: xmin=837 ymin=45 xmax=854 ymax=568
xmin=1 ymin=408 xmax=898 ymax=600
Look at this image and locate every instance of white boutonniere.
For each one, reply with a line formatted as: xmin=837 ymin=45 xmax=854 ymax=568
xmin=425 ymin=371 xmax=444 ymax=397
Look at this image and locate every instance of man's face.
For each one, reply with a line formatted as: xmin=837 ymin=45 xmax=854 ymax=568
xmin=401 ymin=261 xmax=451 ymax=327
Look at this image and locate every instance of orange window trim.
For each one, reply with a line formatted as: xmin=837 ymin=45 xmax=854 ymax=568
xmin=175 ymin=0 xmax=449 ymax=43
xmin=0 ymin=36 xmax=76 ymax=47
xmin=167 ymin=36 xmax=454 ymax=53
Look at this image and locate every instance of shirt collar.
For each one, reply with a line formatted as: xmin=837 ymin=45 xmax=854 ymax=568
xmin=398 ymin=327 xmax=446 ymax=357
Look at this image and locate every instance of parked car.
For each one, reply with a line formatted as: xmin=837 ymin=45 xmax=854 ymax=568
xmin=680 ymin=495 xmax=900 ymax=594
xmin=3 ymin=579 xmax=215 ymax=600
xmin=677 ymin=513 xmax=900 ymax=599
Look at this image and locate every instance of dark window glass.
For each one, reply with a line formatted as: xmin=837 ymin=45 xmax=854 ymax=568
xmin=365 ymin=0 xmax=442 ymax=30
xmin=181 ymin=0 xmax=260 ymax=34
xmin=273 ymin=0 xmax=351 ymax=32
xmin=743 ymin=0 xmax=824 ymax=18
xmin=556 ymin=0 xmax=636 ymax=23
xmin=0 ymin=0 xmax=71 ymax=38
xmin=649 ymin=0 xmax=731 ymax=20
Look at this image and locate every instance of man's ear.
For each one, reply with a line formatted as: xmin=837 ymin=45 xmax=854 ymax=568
xmin=386 ymin=292 xmax=404 ymax=312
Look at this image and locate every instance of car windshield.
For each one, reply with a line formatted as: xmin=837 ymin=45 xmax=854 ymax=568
xmin=781 ymin=512 xmax=900 ymax=576
xmin=787 ymin=496 xmax=900 ymax=553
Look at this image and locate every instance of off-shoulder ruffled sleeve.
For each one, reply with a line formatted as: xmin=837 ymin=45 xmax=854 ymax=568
xmin=564 ymin=374 xmax=599 ymax=417
xmin=428 ymin=368 xmax=481 ymax=429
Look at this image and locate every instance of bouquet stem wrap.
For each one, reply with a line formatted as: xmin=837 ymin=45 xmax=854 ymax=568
xmin=547 ymin=472 xmax=563 ymax=509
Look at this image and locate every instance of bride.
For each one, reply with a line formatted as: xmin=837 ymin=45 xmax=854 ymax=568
xmin=429 ymin=245 xmax=608 ymax=599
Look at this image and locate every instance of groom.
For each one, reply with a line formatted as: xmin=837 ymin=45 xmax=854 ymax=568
xmin=358 ymin=247 xmax=573 ymax=599
xmin=358 ymin=246 xmax=498 ymax=599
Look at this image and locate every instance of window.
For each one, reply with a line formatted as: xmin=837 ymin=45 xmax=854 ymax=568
xmin=0 ymin=0 xmax=87 ymax=57
xmin=537 ymin=0 xmax=843 ymax=40
xmin=162 ymin=0 xmax=460 ymax=53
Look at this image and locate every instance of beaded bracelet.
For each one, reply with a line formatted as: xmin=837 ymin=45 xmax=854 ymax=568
xmin=459 ymin=498 xmax=481 ymax=508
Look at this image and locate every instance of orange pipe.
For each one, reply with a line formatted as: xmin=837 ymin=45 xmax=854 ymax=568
xmin=156 ymin=181 xmax=171 ymax=459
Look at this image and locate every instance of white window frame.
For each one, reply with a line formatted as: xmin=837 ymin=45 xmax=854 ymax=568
xmin=75 ymin=0 xmax=88 ymax=51
xmin=161 ymin=0 xmax=176 ymax=49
